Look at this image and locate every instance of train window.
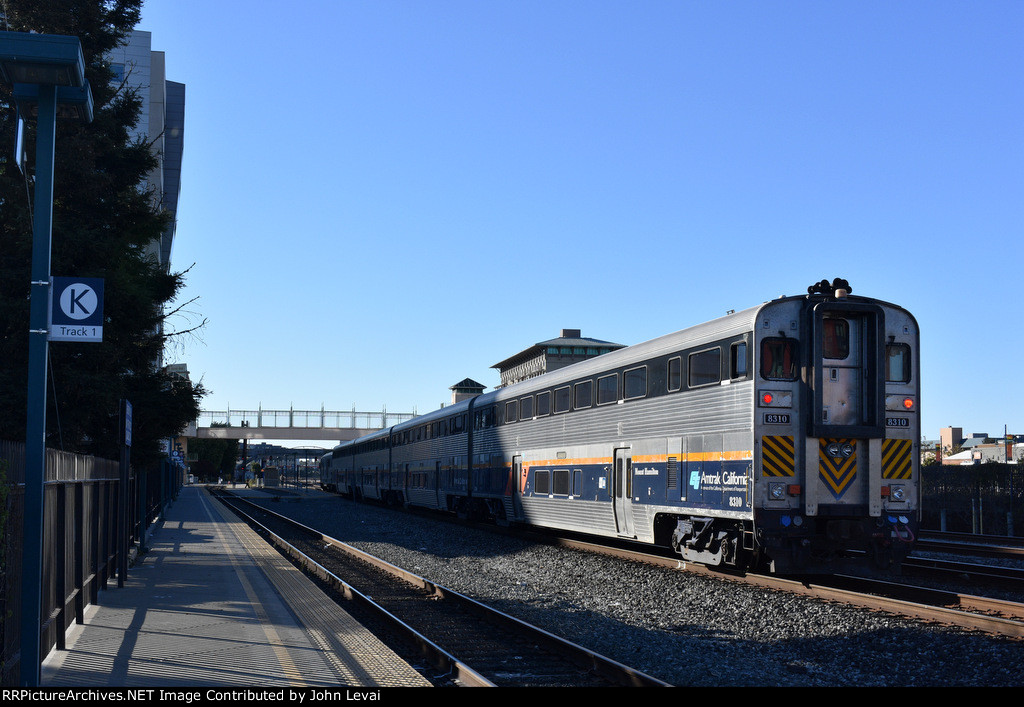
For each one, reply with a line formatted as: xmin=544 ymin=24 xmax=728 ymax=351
xmin=536 ymin=391 xmax=551 ymax=416
xmin=574 ymin=381 xmax=593 ymax=409
xmin=668 ymin=357 xmax=682 ymax=392
xmin=477 ymin=406 xmax=495 ymax=429
xmin=731 ymin=342 xmax=748 ymax=379
xmin=822 ymin=318 xmax=849 ymax=359
xmin=597 ymin=373 xmax=618 ymax=405
xmin=534 ymin=470 xmax=551 ymax=495
xmin=505 ymin=400 xmax=517 ymax=423
xmin=554 ymin=386 xmax=571 ymax=413
xmin=688 ymin=348 xmax=721 ymax=387
xmin=573 ymin=469 xmax=582 ymax=495
xmin=760 ymin=338 xmax=799 ymax=381
xmin=886 ymin=343 xmax=912 ymax=383
xmin=553 ymin=469 xmax=570 ymax=495
xmin=520 ymin=395 xmax=534 ymax=419
xmin=624 ymin=366 xmax=647 ymax=400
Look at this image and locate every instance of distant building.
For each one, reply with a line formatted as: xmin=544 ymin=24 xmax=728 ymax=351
xmin=492 ymin=329 xmax=625 ymax=388
xmin=450 ymin=378 xmax=486 ymax=405
xmin=938 ymin=426 xmax=1022 ymax=465
xmin=105 ymin=30 xmax=185 ymax=272
xmin=106 ymin=30 xmax=185 ymax=374
xmin=939 ymin=427 xmax=963 ymax=454
xmin=942 ymin=444 xmax=1023 ymax=465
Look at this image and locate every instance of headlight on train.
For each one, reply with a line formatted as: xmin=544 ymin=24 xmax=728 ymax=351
xmin=825 ymin=442 xmax=854 ymax=458
xmin=769 ymin=482 xmax=786 ymax=500
xmin=890 ymin=485 xmax=906 ymax=502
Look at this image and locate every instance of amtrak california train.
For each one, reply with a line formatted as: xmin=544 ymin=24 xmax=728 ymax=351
xmin=320 ymin=279 xmax=920 ymax=574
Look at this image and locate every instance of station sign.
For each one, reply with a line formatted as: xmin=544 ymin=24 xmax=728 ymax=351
xmin=50 ymin=276 xmax=104 ymax=342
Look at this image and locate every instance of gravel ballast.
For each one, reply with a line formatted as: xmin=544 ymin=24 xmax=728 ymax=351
xmin=251 ymin=490 xmax=1023 ymax=687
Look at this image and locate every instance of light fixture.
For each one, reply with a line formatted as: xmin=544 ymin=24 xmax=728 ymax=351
xmin=12 ymin=81 xmax=93 ymax=122
xmin=0 ymin=32 xmax=86 ymax=87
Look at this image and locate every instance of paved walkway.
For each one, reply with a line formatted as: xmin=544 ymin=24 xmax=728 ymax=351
xmin=41 ymin=485 xmax=431 ymax=687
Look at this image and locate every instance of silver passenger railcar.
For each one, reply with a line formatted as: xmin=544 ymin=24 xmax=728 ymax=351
xmin=322 ymin=279 xmax=919 ymax=574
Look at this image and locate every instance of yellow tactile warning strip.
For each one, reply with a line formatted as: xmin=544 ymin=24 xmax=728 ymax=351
xmin=40 ymin=486 xmax=430 ymax=687
xmin=204 ymin=491 xmax=432 ymax=687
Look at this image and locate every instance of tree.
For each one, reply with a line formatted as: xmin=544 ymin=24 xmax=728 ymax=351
xmin=0 ymin=1 xmax=206 ymax=468
xmin=189 ymin=424 xmax=240 ymax=481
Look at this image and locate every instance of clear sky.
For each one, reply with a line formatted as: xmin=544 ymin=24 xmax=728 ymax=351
xmin=138 ymin=1 xmax=1022 ymax=446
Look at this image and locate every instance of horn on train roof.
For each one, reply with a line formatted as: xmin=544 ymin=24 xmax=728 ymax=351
xmin=807 ymin=278 xmax=852 ymax=298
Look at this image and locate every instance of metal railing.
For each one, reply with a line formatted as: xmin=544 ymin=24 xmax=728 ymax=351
xmin=0 ymin=440 xmax=175 ymax=686
xmin=197 ymin=407 xmax=417 ymax=430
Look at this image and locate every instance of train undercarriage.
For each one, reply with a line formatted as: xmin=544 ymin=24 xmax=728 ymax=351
xmin=663 ymin=512 xmax=916 ymax=574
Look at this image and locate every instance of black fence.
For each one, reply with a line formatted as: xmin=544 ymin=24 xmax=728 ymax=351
xmin=920 ymin=462 xmax=1024 ymax=536
xmin=0 ymin=440 xmax=179 ymax=686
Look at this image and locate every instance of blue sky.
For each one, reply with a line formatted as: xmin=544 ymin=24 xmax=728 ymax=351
xmin=139 ymin=1 xmax=1022 ymax=445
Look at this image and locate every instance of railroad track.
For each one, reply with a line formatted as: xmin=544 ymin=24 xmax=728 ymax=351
xmin=902 ymin=555 xmax=1024 ymax=587
xmin=516 ymin=529 xmax=1024 ymax=639
xmin=915 ymin=531 xmax=1024 ymax=562
xmin=210 ymin=488 xmax=670 ymax=687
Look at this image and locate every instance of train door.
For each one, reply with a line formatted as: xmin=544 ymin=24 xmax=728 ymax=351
xmin=435 ymin=461 xmax=442 ymax=509
xmin=809 ymin=302 xmax=884 ymax=513
xmin=509 ymin=455 xmax=523 ymax=521
xmin=820 ymin=315 xmax=866 ymax=427
xmin=613 ymin=448 xmax=634 ymax=537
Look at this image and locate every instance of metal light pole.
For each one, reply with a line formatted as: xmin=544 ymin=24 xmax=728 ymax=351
xmin=0 ymin=31 xmax=93 ymax=688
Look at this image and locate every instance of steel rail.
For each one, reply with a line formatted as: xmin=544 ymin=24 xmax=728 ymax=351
xmin=535 ymin=533 xmax=1024 ymax=639
xmin=210 ymin=490 xmax=494 ymax=687
xmin=216 ymin=489 xmax=672 ymax=687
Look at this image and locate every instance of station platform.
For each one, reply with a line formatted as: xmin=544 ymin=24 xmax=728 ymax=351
xmin=41 ymin=485 xmax=432 ymax=688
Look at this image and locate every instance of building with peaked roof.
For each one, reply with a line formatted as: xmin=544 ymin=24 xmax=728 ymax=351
xmin=492 ymin=329 xmax=625 ymax=388
xmin=450 ymin=378 xmax=486 ymax=405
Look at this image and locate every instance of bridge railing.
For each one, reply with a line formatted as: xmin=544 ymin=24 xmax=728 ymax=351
xmin=197 ymin=407 xmax=417 ymax=430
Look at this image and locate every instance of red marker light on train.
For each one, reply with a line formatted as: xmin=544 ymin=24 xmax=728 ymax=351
xmin=762 ymin=392 xmax=773 ymax=405
xmin=902 ymin=398 xmax=914 ymax=410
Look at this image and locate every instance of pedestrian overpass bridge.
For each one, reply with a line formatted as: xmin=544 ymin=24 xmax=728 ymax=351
xmin=189 ymin=407 xmax=417 ymax=442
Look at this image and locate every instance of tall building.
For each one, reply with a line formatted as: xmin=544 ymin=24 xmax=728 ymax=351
xmin=106 ymin=30 xmax=185 ymax=271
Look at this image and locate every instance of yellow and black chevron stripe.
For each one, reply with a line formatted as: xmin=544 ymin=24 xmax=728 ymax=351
xmin=882 ymin=438 xmax=913 ymax=480
xmin=819 ymin=438 xmax=857 ymax=498
xmin=761 ymin=435 xmax=795 ymax=477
